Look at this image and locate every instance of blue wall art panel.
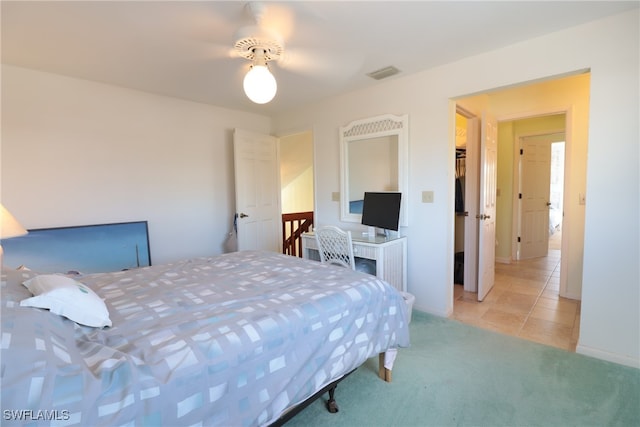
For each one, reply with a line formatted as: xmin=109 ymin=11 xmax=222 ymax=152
xmin=1 ymin=221 xmax=151 ymax=274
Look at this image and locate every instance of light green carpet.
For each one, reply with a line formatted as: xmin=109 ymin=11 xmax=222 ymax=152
xmin=287 ymin=311 xmax=640 ymax=427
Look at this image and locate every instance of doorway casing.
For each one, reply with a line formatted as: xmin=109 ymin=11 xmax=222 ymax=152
xmin=454 ymin=105 xmax=576 ymax=301
xmin=504 ymin=108 xmax=572 ymax=299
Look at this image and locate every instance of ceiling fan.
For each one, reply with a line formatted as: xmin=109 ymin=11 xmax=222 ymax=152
xmin=229 ymin=2 xmax=363 ymax=105
xmin=233 ymin=2 xmax=284 ymax=104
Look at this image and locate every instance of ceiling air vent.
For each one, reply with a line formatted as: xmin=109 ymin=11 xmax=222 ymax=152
xmin=366 ymin=66 xmax=401 ymax=80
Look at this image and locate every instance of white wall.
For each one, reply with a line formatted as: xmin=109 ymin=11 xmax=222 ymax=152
xmin=578 ymin=11 xmax=639 ymax=367
xmin=281 ymin=167 xmax=314 ymax=214
xmin=1 ymin=65 xmax=272 ymax=265
xmin=273 ymin=10 xmax=639 ymax=367
xmin=280 ymin=131 xmax=314 ymax=214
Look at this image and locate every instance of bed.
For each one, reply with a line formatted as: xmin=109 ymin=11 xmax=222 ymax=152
xmin=1 ymin=250 xmax=410 ymax=426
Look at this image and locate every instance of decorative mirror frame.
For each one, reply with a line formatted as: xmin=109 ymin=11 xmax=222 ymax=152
xmin=340 ymin=114 xmax=409 ymax=227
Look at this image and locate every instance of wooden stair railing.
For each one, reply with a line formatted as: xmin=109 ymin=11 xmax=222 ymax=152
xmin=282 ymin=211 xmax=314 ymax=257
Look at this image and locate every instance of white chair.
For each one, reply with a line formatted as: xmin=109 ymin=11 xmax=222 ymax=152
xmin=314 ymin=226 xmax=355 ymax=269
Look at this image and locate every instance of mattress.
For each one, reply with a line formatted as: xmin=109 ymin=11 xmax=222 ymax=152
xmin=1 ymin=250 xmax=410 ymax=426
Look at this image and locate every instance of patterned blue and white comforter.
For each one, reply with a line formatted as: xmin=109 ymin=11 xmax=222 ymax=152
xmin=1 ymin=251 xmax=409 ymax=426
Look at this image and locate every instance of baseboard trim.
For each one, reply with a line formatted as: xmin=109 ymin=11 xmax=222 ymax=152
xmin=412 ymin=304 xmax=451 ymax=318
xmin=495 ymin=257 xmax=511 ymax=264
xmin=559 ymin=291 xmax=581 ymax=301
xmin=576 ymin=344 xmax=640 ymax=369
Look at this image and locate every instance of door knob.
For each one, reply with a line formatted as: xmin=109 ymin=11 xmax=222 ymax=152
xmin=239 ymin=213 xmax=249 ymax=218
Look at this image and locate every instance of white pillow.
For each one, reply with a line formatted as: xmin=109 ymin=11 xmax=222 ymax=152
xmin=21 ymin=275 xmax=112 ymax=328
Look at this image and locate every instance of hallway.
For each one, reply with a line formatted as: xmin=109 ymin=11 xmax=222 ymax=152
xmin=451 ymin=248 xmax=581 ymax=352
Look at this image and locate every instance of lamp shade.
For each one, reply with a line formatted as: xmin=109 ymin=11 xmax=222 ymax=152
xmin=1 ymin=204 xmax=28 ymax=239
xmin=243 ymin=65 xmax=277 ymax=104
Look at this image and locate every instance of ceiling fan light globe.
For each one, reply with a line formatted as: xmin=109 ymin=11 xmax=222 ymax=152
xmin=243 ymin=65 xmax=277 ymax=104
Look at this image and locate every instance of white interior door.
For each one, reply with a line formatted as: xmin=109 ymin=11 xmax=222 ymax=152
xmin=233 ymin=129 xmax=281 ymax=252
xmin=463 ymin=118 xmax=480 ymax=292
xmin=519 ymin=135 xmax=552 ymax=259
xmin=477 ymin=112 xmax=498 ymax=301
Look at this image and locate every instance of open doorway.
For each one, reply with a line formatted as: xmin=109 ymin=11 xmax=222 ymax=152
xmin=515 ymin=122 xmax=566 ymax=261
xmin=279 ymin=130 xmax=315 ymax=257
xmin=451 ymin=96 xmax=582 ymax=350
xmin=548 ymin=140 xmax=565 ymax=252
xmin=453 ymin=108 xmax=481 ymax=294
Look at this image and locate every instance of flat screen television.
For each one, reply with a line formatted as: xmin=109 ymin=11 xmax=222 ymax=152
xmin=1 ymin=221 xmax=151 ymax=274
xmin=361 ymin=192 xmax=402 ymax=232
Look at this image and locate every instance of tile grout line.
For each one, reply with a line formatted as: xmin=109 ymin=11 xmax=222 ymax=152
xmin=515 ymin=256 xmax=561 ymax=340
xmin=453 ymin=253 xmax=575 ymax=351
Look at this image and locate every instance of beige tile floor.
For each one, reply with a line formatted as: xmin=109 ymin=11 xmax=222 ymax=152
xmin=451 ymin=243 xmax=581 ymax=352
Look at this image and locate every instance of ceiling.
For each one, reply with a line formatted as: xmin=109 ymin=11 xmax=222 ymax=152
xmin=2 ymin=1 xmax=637 ymax=115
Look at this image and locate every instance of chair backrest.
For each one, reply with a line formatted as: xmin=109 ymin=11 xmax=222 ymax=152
xmin=314 ymin=226 xmax=355 ymax=269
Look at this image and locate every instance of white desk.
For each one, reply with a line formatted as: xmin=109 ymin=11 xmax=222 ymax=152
xmin=301 ymin=232 xmax=407 ymax=292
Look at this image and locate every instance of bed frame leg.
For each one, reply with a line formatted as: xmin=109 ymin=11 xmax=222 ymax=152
xmin=326 ymin=385 xmax=339 ymax=413
xmin=378 ymin=353 xmax=392 ymax=382
xmin=271 ymin=370 xmax=356 ymax=426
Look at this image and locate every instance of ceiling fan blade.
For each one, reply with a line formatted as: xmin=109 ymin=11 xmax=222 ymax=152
xmin=99 ymin=2 xmax=244 ymax=67
xmin=198 ymin=41 xmax=239 ymax=60
xmin=246 ymin=2 xmax=296 ymax=42
xmin=276 ymin=48 xmax=364 ymax=81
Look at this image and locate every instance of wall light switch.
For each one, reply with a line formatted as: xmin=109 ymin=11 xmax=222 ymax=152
xmin=331 ymin=192 xmax=340 ymax=202
xmin=422 ymin=191 xmax=434 ymax=203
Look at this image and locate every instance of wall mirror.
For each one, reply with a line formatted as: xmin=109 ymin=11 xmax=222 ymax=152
xmin=340 ymin=114 xmax=409 ymax=226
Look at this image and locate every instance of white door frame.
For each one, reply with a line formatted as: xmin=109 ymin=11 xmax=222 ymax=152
xmin=463 ymin=117 xmax=480 ymax=293
xmin=505 ymin=108 xmax=572 ymax=298
xmin=456 ymin=106 xmax=480 ymax=293
xmin=452 ymin=104 xmax=577 ymax=302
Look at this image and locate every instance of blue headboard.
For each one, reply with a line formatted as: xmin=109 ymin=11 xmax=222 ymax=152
xmin=1 ymin=221 xmax=151 ymax=274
